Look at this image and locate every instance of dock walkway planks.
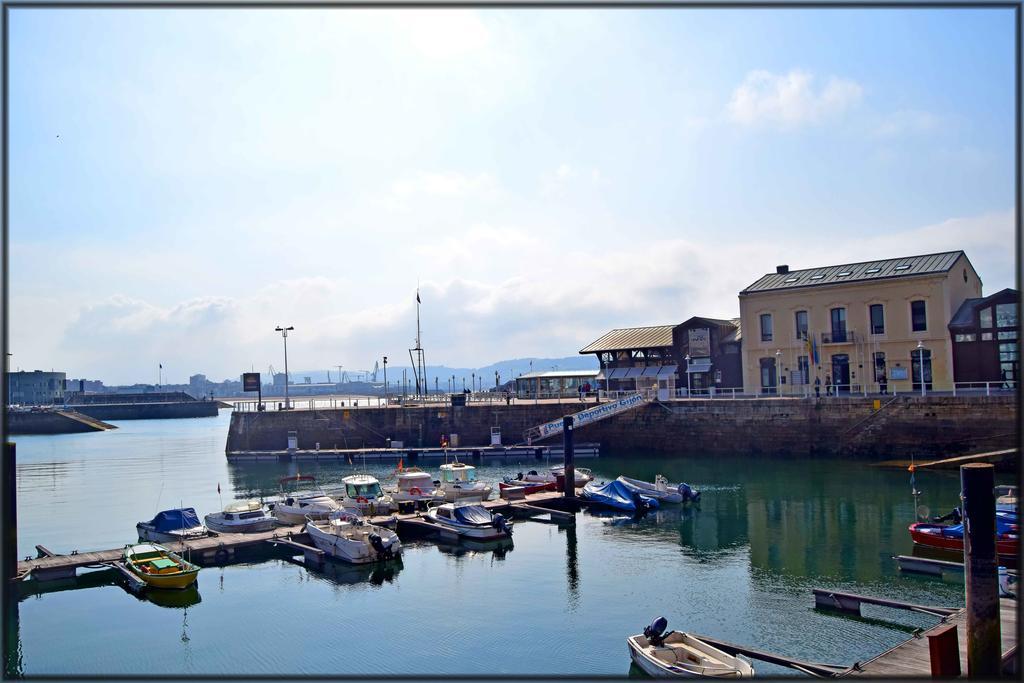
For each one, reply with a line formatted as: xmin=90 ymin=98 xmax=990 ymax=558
xmin=15 ymin=490 xmax=572 ymax=580
xmin=844 ymin=598 xmax=1017 ymax=676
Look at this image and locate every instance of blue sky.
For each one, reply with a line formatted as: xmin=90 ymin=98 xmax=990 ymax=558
xmin=7 ymin=7 xmax=1017 ymax=384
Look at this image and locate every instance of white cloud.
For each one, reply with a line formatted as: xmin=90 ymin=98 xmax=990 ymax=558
xmin=727 ymin=69 xmax=863 ymax=127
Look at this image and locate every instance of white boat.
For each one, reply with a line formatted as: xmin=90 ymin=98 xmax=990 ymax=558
xmin=551 ymin=465 xmax=595 ymax=486
xmin=204 ymin=499 xmax=277 ymax=533
xmin=339 ymin=474 xmax=395 ymax=514
xmin=389 ymin=468 xmax=445 ymax=505
xmin=996 ymin=485 xmax=1018 ymax=514
xmin=617 ymin=476 xmax=700 ymax=504
xmin=426 ymin=502 xmax=512 ymax=540
xmin=438 ymin=462 xmax=493 ymax=502
xmin=627 ymin=618 xmax=755 ymax=678
xmin=271 ymin=475 xmax=342 ymax=525
xmin=137 ymin=507 xmax=211 ymax=543
xmin=305 ymin=511 xmax=402 ymax=564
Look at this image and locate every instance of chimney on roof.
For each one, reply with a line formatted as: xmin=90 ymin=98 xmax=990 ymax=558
xmin=776 ymin=265 xmax=789 ymax=274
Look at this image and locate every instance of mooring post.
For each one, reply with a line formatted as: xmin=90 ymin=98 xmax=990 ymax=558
xmin=562 ymin=415 xmax=575 ymax=499
xmin=3 ymin=442 xmax=15 ymax=583
xmin=961 ymin=462 xmax=1000 ymax=677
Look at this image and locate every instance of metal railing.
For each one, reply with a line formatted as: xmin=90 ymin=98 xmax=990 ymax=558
xmin=673 ymin=387 xmax=747 ymax=399
xmin=952 ymin=381 xmax=1018 ymax=396
xmin=820 ymin=330 xmax=857 ymax=345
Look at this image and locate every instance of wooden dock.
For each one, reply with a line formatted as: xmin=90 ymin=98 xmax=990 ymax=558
xmin=842 ymin=598 xmax=1017 ymax=676
xmin=15 ymin=490 xmax=574 ymax=582
xmin=226 ymin=443 xmax=600 ymax=462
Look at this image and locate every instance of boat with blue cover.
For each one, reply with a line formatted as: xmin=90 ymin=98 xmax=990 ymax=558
xmin=581 ymin=480 xmax=659 ymax=513
xmin=426 ymin=502 xmax=512 ymax=540
xmin=137 ymin=508 xmax=211 ymax=543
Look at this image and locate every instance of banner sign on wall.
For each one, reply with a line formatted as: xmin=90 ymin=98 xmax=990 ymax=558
xmin=688 ymin=328 xmax=711 ymax=357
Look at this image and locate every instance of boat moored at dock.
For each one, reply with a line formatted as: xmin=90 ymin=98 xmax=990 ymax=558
xmin=617 ymin=475 xmax=701 ymax=504
xmin=340 ymin=474 xmax=395 ymax=514
xmin=582 ymin=480 xmax=659 ymax=514
xmin=425 ymin=502 xmax=512 ymax=540
xmin=389 ymin=468 xmax=445 ymax=506
xmin=122 ymin=543 xmax=201 ymax=590
xmin=137 ymin=508 xmax=211 ymax=543
xmin=909 ymin=509 xmax=1018 ymax=565
xmin=627 ymin=617 xmax=755 ymax=678
xmin=305 ymin=511 xmax=402 ymax=564
xmin=438 ymin=462 xmax=493 ymax=502
xmin=271 ymin=475 xmax=342 ymax=524
xmin=204 ymin=500 xmax=277 ymax=533
xmin=551 ymin=465 xmax=594 ymax=486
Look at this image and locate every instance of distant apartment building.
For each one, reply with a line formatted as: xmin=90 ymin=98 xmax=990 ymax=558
xmin=189 ymin=373 xmax=209 ymax=398
xmin=738 ymin=251 xmax=982 ymax=394
xmin=8 ymin=370 xmax=67 ymax=405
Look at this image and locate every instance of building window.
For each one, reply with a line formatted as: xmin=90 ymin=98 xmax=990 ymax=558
xmin=999 ymin=342 xmax=1018 ymax=362
xmin=955 ymin=334 xmax=976 ymax=342
xmin=797 ymin=355 xmax=809 ymax=385
xmin=980 ymin=307 xmax=993 ymax=328
xmin=759 ymin=357 xmax=777 ymax=394
xmin=911 ymin=300 xmax=927 ymax=332
xmin=869 ymin=304 xmax=884 ymax=335
xmin=996 ymin=303 xmax=1018 ymax=328
xmin=795 ymin=311 xmax=808 ymax=340
xmin=998 ymin=331 xmax=1018 ymax=340
xmin=830 ymin=307 xmax=847 ymax=342
xmin=873 ymin=352 xmax=886 ymax=381
xmin=911 ymin=347 xmax=933 ymax=391
xmin=760 ymin=314 xmax=773 ymax=342
xmin=982 ymin=332 xmax=994 ymax=341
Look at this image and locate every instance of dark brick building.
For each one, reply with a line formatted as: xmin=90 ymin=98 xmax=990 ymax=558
xmin=948 ymin=287 xmax=1019 ymax=387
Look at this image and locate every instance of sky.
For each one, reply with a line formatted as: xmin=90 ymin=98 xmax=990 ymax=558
xmin=6 ymin=6 xmax=1018 ymax=384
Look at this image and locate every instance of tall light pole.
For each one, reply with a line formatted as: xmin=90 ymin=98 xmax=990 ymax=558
xmin=921 ymin=339 xmax=929 ymax=397
xmin=471 ymin=372 xmax=475 ymax=395
xmin=775 ymin=350 xmax=782 ymax=396
xmin=495 ymin=370 xmax=500 ymax=391
xmin=382 ymin=356 xmax=388 ymax=405
xmin=275 ymin=326 xmax=294 ymax=409
xmin=5 ymin=353 xmax=12 ymax=406
xmin=684 ymin=353 xmax=691 ymax=397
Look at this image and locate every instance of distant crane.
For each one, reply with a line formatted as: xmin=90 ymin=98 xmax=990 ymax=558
xmin=371 ymin=361 xmax=379 ymax=382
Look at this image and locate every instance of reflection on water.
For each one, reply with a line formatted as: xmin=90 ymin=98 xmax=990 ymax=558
xmin=11 ymin=415 xmax=1013 ymax=676
xmin=144 ymin=585 xmax=202 ymax=610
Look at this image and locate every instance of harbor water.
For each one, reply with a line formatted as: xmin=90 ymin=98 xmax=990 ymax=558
xmin=7 ymin=409 xmax=1010 ymax=676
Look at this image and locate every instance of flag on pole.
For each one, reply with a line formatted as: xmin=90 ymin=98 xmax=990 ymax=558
xmin=217 ymin=483 xmax=221 ymax=494
xmin=159 ymin=363 xmax=162 ymax=369
xmin=416 ymin=291 xmax=421 ymax=304
xmin=397 ymin=459 xmax=404 ymax=472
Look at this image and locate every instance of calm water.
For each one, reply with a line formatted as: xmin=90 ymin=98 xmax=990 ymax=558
xmin=7 ymin=410 xmax=1010 ymax=676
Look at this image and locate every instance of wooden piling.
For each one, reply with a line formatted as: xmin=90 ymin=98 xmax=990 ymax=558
xmin=961 ymin=462 xmax=1000 ymax=677
xmin=927 ymin=623 xmax=961 ymax=677
xmin=562 ymin=415 xmax=574 ymax=500
xmin=4 ymin=443 xmax=16 ymax=584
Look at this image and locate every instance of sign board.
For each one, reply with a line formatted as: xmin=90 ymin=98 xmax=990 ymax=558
xmin=534 ymin=392 xmax=647 ymax=439
xmin=890 ymin=367 xmax=909 ymax=380
xmin=688 ymin=328 xmax=711 ymax=358
xmin=242 ymin=372 xmax=261 ymax=392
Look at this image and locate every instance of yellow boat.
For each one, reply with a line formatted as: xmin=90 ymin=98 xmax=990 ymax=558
xmin=123 ymin=543 xmax=200 ymax=590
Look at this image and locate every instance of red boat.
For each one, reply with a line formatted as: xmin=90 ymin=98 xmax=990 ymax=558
xmin=498 ymin=479 xmax=556 ymax=495
xmin=909 ymin=522 xmax=1018 ymax=563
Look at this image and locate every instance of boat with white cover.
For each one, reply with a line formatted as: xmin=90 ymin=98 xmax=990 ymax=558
xmin=305 ymin=510 xmax=402 ymax=564
xmin=388 ymin=468 xmax=445 ymax=505
xmin=627 ymin=617 xmax=755 ymax=678
xmin=438 ymin=462 xmax=493 ymax=502
xmin=617 ymin=475 xmax=701 ymax=504
xmin=137 ymin=508 xmax=211 ymax=543
xmin=204 ymin=499 xmax=277 ymax=533
xmin=271 ymin=475 xmax=342 ymax=525
xmin=551 ymin=465 xmax=595 ymax=486
xmin=426 ymin=502 xmax=512 ymax=540
xmin=339 ymin=474 xmax=394 ymax=514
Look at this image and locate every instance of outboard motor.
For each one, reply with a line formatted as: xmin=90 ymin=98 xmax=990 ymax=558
xmin=631 ymin=490 xmax=651 ymax=515
xmin=644 ymin=616 xmax=669 ymax=646
xmin=492 ymin=513 xmax=511 ymax=535
xmin=516 ymin=472 xmax=524 ymax=481
xmin=368 ymin=532 xmax=390 ymax=558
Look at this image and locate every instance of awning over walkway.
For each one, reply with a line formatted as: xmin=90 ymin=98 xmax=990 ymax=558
xmin=657 ymin=365 xmax=678 ymax=377
xmin=685 ymin=359 xmax=713 ymax=374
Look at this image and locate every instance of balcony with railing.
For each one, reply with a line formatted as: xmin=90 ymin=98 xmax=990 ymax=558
xmin=820 ymin=330 xmax=857 ymax=345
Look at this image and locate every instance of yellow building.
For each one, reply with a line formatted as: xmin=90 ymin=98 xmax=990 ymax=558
xmin=738 ymin=251 xmax=981 ymax=395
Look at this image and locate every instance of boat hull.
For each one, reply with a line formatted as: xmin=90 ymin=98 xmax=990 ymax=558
xmin=305 ymin=520 xmax=402 ymax=564
xmin=499 ymin=480 xmax=556 ymax=494
xmin=136 ymin=524 xmax=210 ymax=544
xmin=909 ymin=523 xmax=1018 ymax=561
xmin=123 ymin=545 xmax=200 ymax=590
xmin=442 ymin=485 xmax=493 ymax=503
xmin=204 ymin=515 xmax=277 ymax=534
xmin=618 ymin=476 xmax=684 ymax=504
xmin=426 ymin=510 xmax=511 ymax=541
xmin=626 ymin=634 xmax=754 ymax=678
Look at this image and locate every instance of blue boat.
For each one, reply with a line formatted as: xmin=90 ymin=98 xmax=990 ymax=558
xmin=581 ymin=480 xmax=659 ymax=513
xmin=137 ymin=507 xmax=211 ymax=543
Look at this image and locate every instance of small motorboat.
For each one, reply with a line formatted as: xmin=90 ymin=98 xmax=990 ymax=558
xmin=627 ymin=617 xmax=754 ymax=678
xmin=122 ymin=543 xmax=200 ymax=590
xmin=271 ymin=475 xmax=342 ymax=525
xmin=389 ymin=468 xmax=445 ymax=505
xmin=909 ymin=509 xmax=1018 ymax=563
xmin=339 ymin=474 xmax=395 ymax=515
xmin=617 ymin=475 xmax=701 ymax=504
xmin=499 ymin=477 xmax=556 ymax=495
xmin=426 ymin=502 xmax=512 ymax=540
xmin=550 ymin=465 xmax=595 ymax=486
xmin=204 ymin=499 xmax=277 ymax=533
xmin=996 ymin=485 xmax=1018 ymax=514
xmin=305 ymin=511 xmax=402 ymax=564
xmin=137 ymin=508 xmax=211 ymax=543
xmin=438 ymin=462 xmax=493 ymax=502
xmin=581 ymin=480 xmax=659 ymax=514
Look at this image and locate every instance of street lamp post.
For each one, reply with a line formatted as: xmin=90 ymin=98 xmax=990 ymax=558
xmin=471 ymin=373 xmax=475 ymax=396
xmin=684 ymin=354 xmax=692 ymax=397
xmin=274 ymin=326 xmax=294 ymax=409
xmin=775 ymin=350 xmax=782 ymax=397
xmin=382 ymin=356 xmax=388 ymax=406
xmin=5 ymin=353 xmax=12 ymax=406
xmin=916 ymin=340 xmax=925 ymax=397
xmin=495 ymin=370 xmax=499 ymax=391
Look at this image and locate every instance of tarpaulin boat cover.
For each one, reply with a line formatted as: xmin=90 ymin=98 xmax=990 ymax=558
xmin=149 ymin=508 xmax=202 ymax=532
xmin=581 ymin=480 xmax=659 ymax=512
xmin=939 ymin=510 xmax=1017 ymax=539
xmin=452 ymin=505 xmax=492 ymax=526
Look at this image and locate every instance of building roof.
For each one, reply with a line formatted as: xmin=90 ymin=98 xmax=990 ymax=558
xmin=948 ymin=288 xmax=1019 ymax=329
xmin=579 ymin=324 xmax=677 ymax=354
xmin=721 ymin=318 xmax=742 ymax=344
xmin=740 ymin=251 xmax=966 ymax=294
xmin=517 ymin=370 xmax=600 ymax=379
